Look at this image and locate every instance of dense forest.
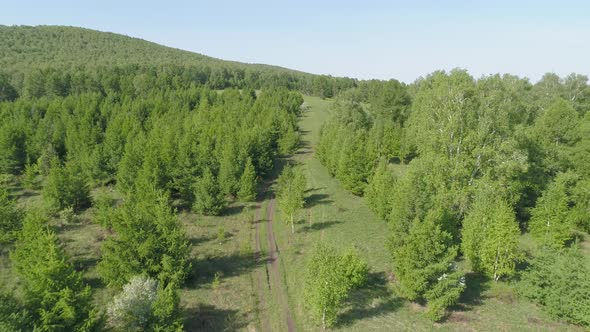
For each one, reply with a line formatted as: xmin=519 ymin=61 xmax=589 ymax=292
xmin=318 ymin=71 xmax=590 ymax=323
xmin=1 ymin=25 xmax=590 ymax=331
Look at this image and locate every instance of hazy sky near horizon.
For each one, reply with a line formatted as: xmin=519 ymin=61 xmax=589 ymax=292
xmin=2 ymin=0 xmax=589 ymax=82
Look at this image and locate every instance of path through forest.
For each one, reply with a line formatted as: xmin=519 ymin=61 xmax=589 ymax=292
xmin=254 ymin=182 xmax=295 ymax=332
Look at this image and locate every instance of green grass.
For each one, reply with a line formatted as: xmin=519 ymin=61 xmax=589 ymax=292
xmin=0 ymin=179 xmax=262 ymax=331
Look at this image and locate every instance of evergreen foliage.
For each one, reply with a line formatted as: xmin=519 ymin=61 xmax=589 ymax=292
xmin=99 ymin=184 xmax=191 ymax=288
xmin=10 ymin=211 xmax=99 ymax=331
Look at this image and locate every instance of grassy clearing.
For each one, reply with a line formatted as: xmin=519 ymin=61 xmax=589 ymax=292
xmin=271 ymin=95 xmax=584 ymax=331
xmin=0 ymin=178 xmax=263 ymax=331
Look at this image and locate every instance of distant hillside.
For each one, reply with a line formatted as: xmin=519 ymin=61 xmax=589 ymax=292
xmin=0 ymin=25 xmax=356 ymax=96
xmin=0 ymin=25 xmax=296 ymax=73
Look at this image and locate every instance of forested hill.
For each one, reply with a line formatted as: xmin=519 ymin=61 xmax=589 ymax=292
xmin=0 ymin=25 xmax=355 ymax=96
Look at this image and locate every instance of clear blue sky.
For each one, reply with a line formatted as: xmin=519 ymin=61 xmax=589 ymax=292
xmin=2 ymin=0 xmax=589 ymax=82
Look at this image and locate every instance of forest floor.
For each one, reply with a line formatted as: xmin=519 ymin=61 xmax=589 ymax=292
xmin=0 ymin=95 xmax=587 ymax=332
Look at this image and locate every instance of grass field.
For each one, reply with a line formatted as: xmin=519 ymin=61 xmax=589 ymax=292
xmin=0 ymin=95 xmax=586 ymax=331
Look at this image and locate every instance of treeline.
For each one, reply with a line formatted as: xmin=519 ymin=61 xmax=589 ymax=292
xmin=0 ymin=81 xmax=304 ymax=330
xmin=0 ymin=25 xmax=357 ymax=98
xmin=318 ymin=70 xmax=590 ymax=323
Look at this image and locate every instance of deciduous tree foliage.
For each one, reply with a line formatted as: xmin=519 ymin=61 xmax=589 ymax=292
xmin=320 ymin=69 xmax=590 ymax=325
xmin=304 ymin=243 xmax=369 ymax=328
xmin=107 ymin=276 xmax=183 ymax=332
xmin=277 ymin=164 xmax=306 ymax=233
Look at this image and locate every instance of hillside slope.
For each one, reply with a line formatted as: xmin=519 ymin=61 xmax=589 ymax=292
xmin=0 ymin=25 xmax=356 ymax=95
xmin=0 ymin=25 xmax=297 ymax=73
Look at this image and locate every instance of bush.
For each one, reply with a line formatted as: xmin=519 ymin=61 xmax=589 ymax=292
xmin=108 ymin=276 xmax=183 ymax=332
xmin=339 ymin=248 xmax=369 ymax=289
xmin=304 ymin=243 xmax=370 ymax=328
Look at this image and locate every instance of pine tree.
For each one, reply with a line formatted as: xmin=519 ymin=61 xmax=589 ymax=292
xmin=99 ymin=185 xmax=191 ymax=288
xmin=391 ymin=209 xmax=464 ymax=320
xmin=0 ymin=184 xmax=22 ymax=244
xmin=365 ymin=160 xmax=396 ymax=220
xmin=529 ymin=173 xmax=575 ymax=248
xmin=237 ymin=157 xmax=257 ymax=202
xmin=462 ymin=181 xmax=521 ymax=280
xmin=217 ymin=143 xmax=239 ymax=197
xmin=43 ymin=159 xmax=91 ymax=213
xmin=192 ymin=167 xmax=226 ymax=216
xmin=10 ymin=211 xmax=99 ymax=331
xmin=0 ymin=123 xmax=27 ymax=175
xmin=22 ymin=162 xmax=39 ymax=190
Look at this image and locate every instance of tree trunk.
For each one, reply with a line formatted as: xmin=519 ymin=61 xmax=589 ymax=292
xmin=494 ymin=247 xmax=500 ymax=281
xmin=322 ymin=308 xmax=326 ymax=330
xmin=291 ymin=214 xmax=294 ymax=234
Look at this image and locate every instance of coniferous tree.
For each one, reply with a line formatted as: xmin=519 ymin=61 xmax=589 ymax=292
xmin=10 ymin=211 xmax=99 ymax=331
xmin=391 ymin=209 xmax=464 ymax=321
xmin=462 ymin=181 xmax=521 ymax=280
xmin=0 ymin=292 xmax=30 ymax=331
xmin=99 ymin=181 xmax=190 ymax=288
xmin=192 ymin=167 xmax=226 ymax=216
xmin=529 ymin=173 xmax=575 ymax=248
xmin=43 ymin=159 xmax=91 ymax=213
xmin=365 ymin=160 xmax=396 ymax=220
xmin=0 ymin=185 xmax=22 ymax=244
xmin=237 ymin=157 xmax=257 ymax=202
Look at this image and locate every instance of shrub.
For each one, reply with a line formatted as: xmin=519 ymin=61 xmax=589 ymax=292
xmin=108 ymin=275 xmax=184 ymax=332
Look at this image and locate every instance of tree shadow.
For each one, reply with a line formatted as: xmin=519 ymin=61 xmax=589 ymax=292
xmin=305 ymin=193 xmax=333 ymax=208
xmin=184 ymin=303 xmax=251 ymax=331
xmin=84 ymin=276 xmax=105 ymax=290
xmin=298 ymin=220 xmax=343 ymax=233
xmin=337 ymin=272 xmax=402 ymax=327
xmin=450 ymin=273 xmax=490 ymax=312
xmin=17 ymin=189 xmax=39 ymax=199
xmin=305 ymin=187 xmax=326 ymax=194
xmin=186 ymin=252 xmax=265 ymax=288
xmin=223 ymin=204 xmax=245 ymax=216
xmin=73 ymin=256 xmax=99 ymax=271
xmin=189 ymin=235 xmax=215 ymax=246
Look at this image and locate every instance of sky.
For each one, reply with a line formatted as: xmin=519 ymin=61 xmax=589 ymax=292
xmin=2 ymin=0 xmax=589 ymax=83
